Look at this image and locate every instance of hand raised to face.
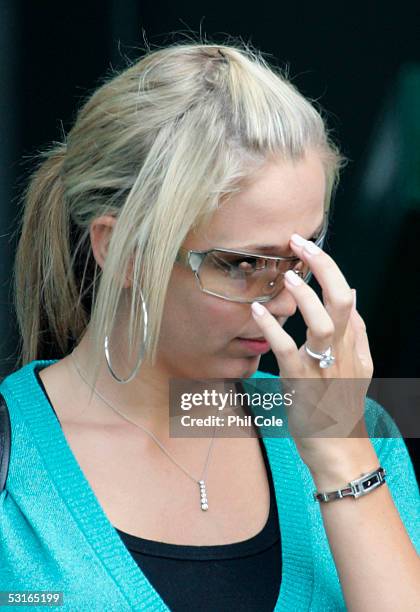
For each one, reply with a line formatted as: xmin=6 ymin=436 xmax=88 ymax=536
xmin=250 ymin=232 xmax=374 ymax=471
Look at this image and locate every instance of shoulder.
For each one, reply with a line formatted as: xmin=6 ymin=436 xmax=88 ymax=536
xmin=0 ymin=359 xmax=50 ymax=392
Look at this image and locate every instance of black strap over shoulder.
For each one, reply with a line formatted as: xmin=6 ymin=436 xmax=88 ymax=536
xmin=0 ymin=392 xmax=11 ymax=492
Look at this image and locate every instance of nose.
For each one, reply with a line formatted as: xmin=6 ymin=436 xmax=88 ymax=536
xmin=264 ymin=285 xmax=298 ymax=319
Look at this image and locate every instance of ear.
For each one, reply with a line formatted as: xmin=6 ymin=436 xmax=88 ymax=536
xmin=90 ymin=215 xmax=133 ymax=289
xmin=90 ymin=215 xmax=117 ymax=270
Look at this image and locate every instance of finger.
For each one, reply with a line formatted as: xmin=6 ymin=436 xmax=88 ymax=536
xmin=250 ymin=302 xmax=303 ymax=375
xmin=289 ymin=234 xmax=354 ymax=339
xmin=283 ymin=269 xmax=335 ymax=355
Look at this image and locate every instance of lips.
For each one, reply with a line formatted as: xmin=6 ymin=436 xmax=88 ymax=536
xmin=236 ymin=337 xmax=271 ymax=355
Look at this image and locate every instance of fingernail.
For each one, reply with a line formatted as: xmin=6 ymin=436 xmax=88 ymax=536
xmin=352 ymin=289 xmax=357 ymax=308
xmin=251 ymin=302 xmax=266 ymax=316
xmin=290 ymin=233 xmax=306 ymax=246
xmin=303 ymin=241 xmax=321 ymax=255
xmin=284 ymin=269 xmax=303 ymax=286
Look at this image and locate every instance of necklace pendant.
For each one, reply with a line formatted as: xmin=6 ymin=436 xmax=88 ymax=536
xmin=198 ymin=480 xmax=209 ymax=511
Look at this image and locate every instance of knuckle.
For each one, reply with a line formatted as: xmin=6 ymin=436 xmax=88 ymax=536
xmin=335 ymin=292 xmax=354 ymax=311
xmin=316 ymin=323 xmax=335 ymax=340
xmin=359 ymin=318 xmax=367 ymax=331
xmin=354 ymin=310 xmax=367 ymax=330
xmin=360 ymin=357 xmax=374 ymax=376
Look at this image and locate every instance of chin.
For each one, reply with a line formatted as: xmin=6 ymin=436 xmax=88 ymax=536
xmin=177 ymin=351 xmax=261 ymax=381
xmin=219 ymin=355 xmax=261 ymax=380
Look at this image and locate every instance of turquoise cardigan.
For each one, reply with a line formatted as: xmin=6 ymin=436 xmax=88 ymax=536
xmin=0 ymin=359 xmax=419 ymax=611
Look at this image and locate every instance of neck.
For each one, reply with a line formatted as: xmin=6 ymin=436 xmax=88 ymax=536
xmin=67 ymin=326 xmax=232 ymax=438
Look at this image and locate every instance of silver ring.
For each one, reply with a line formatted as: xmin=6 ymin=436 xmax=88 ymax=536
xmin=304 ymin=343 xmax=335 ymax=368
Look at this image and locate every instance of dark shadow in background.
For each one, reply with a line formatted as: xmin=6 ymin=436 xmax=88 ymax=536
xmin=1 ymin=1 xmax=419 ymax=478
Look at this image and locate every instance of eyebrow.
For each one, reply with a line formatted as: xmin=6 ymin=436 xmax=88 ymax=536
xmin=231 ymin=218 xmax=326 ymax=253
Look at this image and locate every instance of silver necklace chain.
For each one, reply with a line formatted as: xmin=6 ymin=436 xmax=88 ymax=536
xmin=70 ymin=351 xmax=216 ymax=510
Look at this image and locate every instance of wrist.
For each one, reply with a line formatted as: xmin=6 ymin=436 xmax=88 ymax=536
xmin=306 ymin=440 xmax=380 ymax=491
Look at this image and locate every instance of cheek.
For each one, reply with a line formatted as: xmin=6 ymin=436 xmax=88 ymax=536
xmin=161 ymin=271 xmax=249 ymax=345
xmin=201 ymin=295 xmax=248 ymax=333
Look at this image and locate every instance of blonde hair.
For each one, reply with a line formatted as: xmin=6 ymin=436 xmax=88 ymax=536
xmin=14 ymin=38 xmax=346 ymax=389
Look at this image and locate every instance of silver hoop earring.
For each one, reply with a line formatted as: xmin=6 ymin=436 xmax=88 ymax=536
xmin=104 ymin=289 xmax=148 ymax=384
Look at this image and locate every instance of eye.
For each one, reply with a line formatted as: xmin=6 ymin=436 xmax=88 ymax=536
xmin=209 ymin=253 xmax=266 ymax=275
xmin=232 ymin=256 xmax=266 ymax=272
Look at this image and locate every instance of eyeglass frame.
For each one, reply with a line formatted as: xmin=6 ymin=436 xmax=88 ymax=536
xmin=175 ymin=210 xmax=330 ymax=304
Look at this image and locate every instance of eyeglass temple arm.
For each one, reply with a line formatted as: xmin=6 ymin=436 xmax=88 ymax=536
xmin=175 ymin=247 xmax=206 ymax=273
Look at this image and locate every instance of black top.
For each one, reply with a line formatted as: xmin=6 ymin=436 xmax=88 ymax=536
xmin=35 ymin=366 xmax=282 ymax=611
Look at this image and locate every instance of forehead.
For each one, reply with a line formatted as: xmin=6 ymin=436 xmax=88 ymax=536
xmin=188 ymin=149 xmax=326 ymax=253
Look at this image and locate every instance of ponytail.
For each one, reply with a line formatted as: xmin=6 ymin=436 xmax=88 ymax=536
xmin=14 ymin=143 xmax=88 ymax=365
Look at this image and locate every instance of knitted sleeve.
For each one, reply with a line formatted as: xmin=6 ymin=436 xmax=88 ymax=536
xmin=366 ymin=396 xmax=420 ymax=555
xmin=253 ymin=371 xmax=420 ymax=553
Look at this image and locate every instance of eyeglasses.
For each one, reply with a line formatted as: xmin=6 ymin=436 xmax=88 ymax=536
xmin=175 ymin=211 xmax=329 ymax=303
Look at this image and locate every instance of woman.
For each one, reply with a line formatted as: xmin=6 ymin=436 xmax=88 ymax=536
xmin=0 ymin=41 xmax=419 ymax=611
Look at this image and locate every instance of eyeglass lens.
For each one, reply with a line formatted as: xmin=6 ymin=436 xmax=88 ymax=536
xmin=198 ymin=251 xmax=312 ymax=301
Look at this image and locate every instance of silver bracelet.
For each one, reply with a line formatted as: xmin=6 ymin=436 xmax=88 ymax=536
xmin=313 ymin=466 xmax=386 ymax=502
